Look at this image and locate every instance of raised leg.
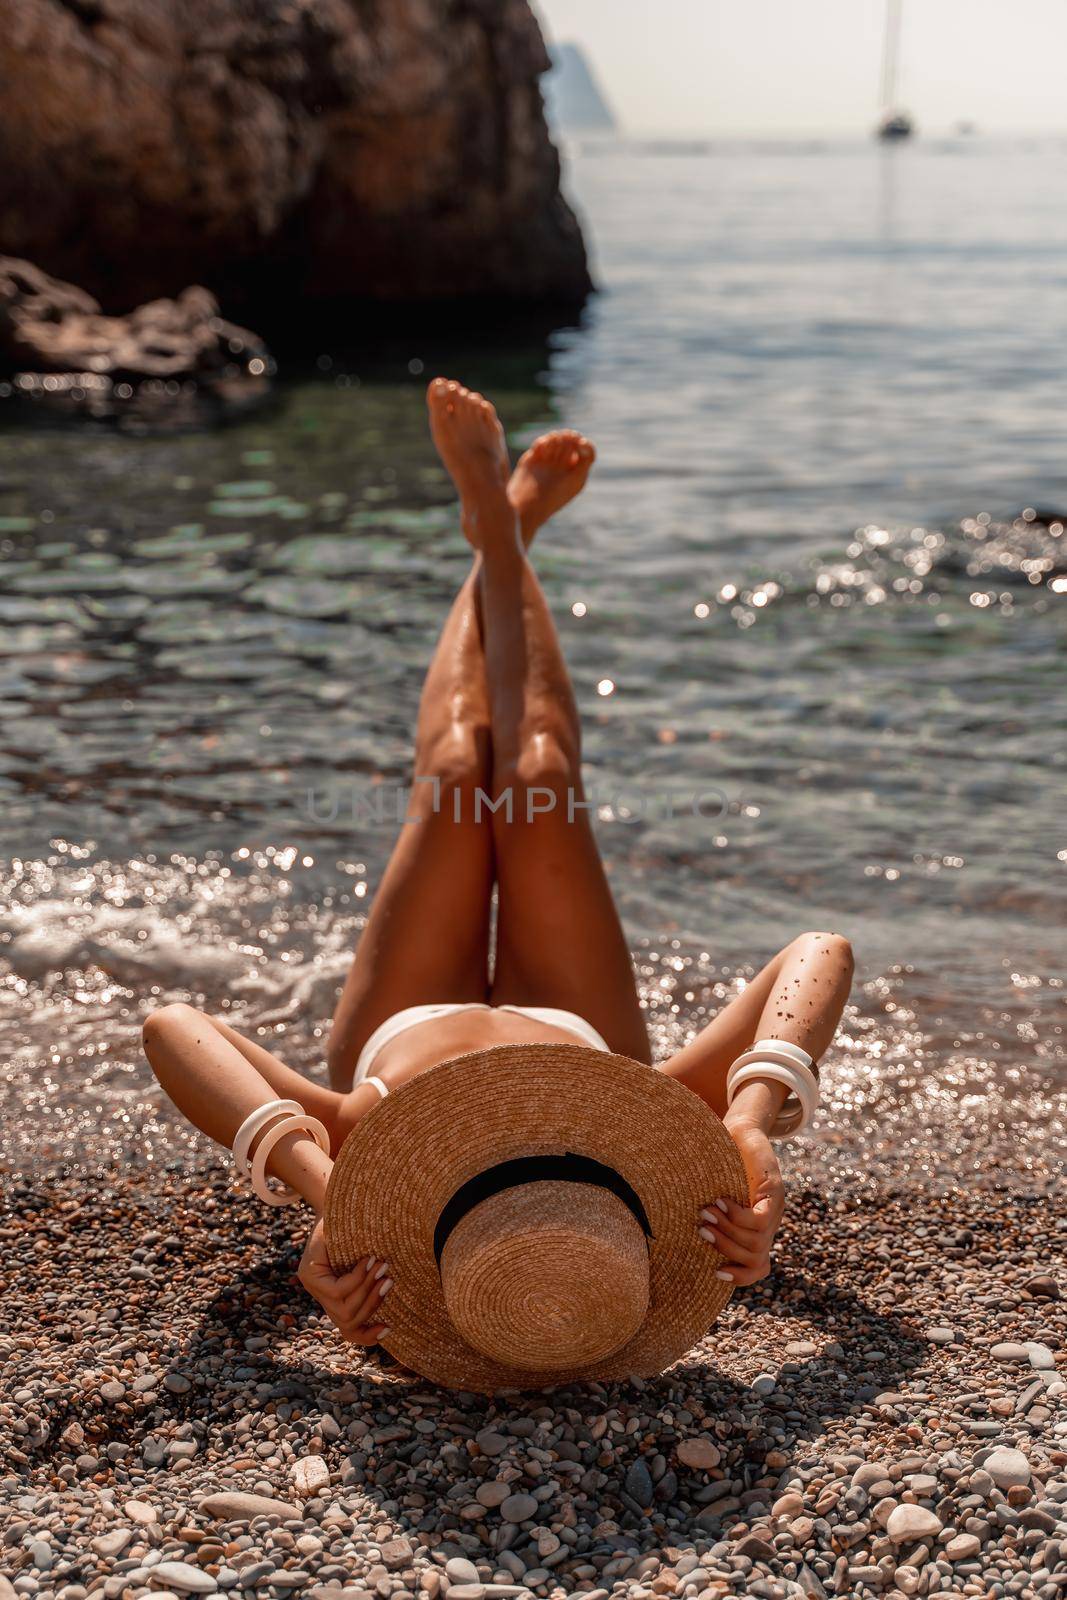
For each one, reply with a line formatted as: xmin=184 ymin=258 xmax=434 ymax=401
xmin=327 ymin=563 xmax=494 ymax=1088
xmin=426 ymin=378 xmax=650 ymax=1063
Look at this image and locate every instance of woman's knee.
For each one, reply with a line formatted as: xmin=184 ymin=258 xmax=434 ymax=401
xmin=413 ymin=725 xmax=490 ymax=812
xmin=499 ymin=732 xmax=582 ymax=822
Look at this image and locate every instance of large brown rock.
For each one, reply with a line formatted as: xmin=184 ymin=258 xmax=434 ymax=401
xmin=0 ymin=0 xmax=591 ymax=332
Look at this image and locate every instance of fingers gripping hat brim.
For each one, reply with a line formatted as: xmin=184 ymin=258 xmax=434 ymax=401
xmin=324 ymin=1044 xmax=747 ymax=1391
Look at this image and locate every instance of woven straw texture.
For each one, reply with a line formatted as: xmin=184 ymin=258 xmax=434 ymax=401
xmin=324 ymin=1044 xmax=748 ymax=1392
xmin=440 ymin=1180 xmax=650 ymax=1371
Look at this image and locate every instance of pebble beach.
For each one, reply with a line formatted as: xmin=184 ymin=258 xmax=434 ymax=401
xmin=4 ymin=1130 xmax=1065 ymax=1600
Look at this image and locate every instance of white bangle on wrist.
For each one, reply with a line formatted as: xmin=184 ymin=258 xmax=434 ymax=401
xmin=249 ymin=1112 xmax=331 ymax=1206
xmin=725 ymin=1039 xmax=820 ymax=1138
xmin=232 ymin=1099 xmax=304 ymax=1174
xmin=232 ymin=1099 xmax=330 ymax=1206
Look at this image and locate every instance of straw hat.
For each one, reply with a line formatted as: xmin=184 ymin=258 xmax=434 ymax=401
xmin=324 ymin=1043 xmax=747 ymax=1391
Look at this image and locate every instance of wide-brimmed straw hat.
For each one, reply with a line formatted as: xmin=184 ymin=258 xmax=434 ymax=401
xmin=324 ymin=1043 xmax=747 ymax=1391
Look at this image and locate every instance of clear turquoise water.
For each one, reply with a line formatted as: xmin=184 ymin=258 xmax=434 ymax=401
xmin=1 ymin=137 xmax=1063 ymax=1182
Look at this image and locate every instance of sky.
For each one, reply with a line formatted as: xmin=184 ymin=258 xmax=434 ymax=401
xmin=533 ymin=0 xmax=1067 ymax=135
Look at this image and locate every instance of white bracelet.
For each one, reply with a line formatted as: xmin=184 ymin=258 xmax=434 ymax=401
xmin=726 ymin=1040 xmax=820 ymax=1137
xmin=232 ymin=1099 xmax=303 ymax=1175
xmin=753 ymin=1037 xmax=813 ymax=1068
xmin=250 ymin=1112 xmax=331 ymax=1206
xmin=364 ymin=1076 xmax=389 ymax=1100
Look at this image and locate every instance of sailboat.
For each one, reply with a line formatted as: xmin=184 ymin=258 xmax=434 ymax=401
xmin=875 ymin=0 xmax=915 ymax=141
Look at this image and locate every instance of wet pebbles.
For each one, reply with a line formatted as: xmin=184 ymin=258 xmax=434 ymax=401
xmin=2 ymin=1157 xmax=1065 ymax=1600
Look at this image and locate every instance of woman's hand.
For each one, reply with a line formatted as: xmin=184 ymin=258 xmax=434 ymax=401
xmin=297 ymin=1217 xmax=392 ymax=1345
xmin=698 ymin=1119 xmax=785 ymax=1286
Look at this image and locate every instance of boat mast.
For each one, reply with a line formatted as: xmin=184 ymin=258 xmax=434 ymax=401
xmin=880 ymin=0 xmax=903 ymax=114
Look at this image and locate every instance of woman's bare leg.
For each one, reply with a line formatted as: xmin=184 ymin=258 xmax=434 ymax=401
xmin=426 ymin=378 xmax=650 ymax=1062
xmin=328 ymin=402 xmax=605 ymax=1087
xmin=327 ymin=563 xmax=494 ymax=1087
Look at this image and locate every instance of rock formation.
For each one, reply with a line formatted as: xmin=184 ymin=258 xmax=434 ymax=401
xmin=0 ymin=256 xmax=270 ymax=413
xmin=0 ymin=0 xmax=591 ymax=336
xmin=543 ymin=43 xmax=619 ymax=134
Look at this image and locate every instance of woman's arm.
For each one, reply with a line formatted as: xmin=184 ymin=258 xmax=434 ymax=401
xmin=143 ymin=1002 xmax=391 ymax=1343
xmin=661 ymin=931 xmax=854 ymax=1112
xmin=142 ymin=1002 xmax=339 ymax=1208
xmin=703 ymin=1079 xmax=789 ymax=1286
xmin=661 ymin=932 xmax=853 ymax=1284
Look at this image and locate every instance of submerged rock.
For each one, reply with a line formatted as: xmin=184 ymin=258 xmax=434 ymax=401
xmin=0 ymin=256 xmax=271 ymax=417
xmin=0 ymin=0 xmax=591 ymax=331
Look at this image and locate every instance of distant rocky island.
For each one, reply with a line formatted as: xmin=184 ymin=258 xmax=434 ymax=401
xmin=543 ymin=43 xmax=619 ymax=134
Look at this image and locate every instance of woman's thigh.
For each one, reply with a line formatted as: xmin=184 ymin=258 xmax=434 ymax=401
xmin=328 ymin=751 xmax=494 ymax=1086
xmin=489 ymin=768 xmax=650 ymax=1062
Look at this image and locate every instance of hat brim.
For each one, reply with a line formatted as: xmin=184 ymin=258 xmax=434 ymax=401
xmin=324 ymin=1044 xmax=747 ymax=1391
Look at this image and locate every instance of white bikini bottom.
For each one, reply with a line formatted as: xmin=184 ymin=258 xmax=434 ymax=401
xmin=353 ymin=1002 xmax=611 ymax=1084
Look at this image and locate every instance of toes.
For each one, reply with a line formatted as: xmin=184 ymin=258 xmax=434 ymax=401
xmin=550 ymin=430 xmax=582 ymax=459
xmin=428 ymin=377 xmax=463 ymax=417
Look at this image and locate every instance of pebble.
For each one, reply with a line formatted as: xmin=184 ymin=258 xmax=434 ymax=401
xmin=852 ymin=1463 xmax=890 ymax=1490
xmin=444 ymin=1560 xmax=480 ymax=1585
xmin=944 ymin=1533 xmax=981 ymax=1560
xmin=379 ymin=1538 xmax=413 ymax=1571
xmin=677 ymin=1438 xmax=721 ymax=1469
xmin=1027 ymin=1341 xmax=1056 ymax=1369
xmin=1024 ymin=1275 xmax=1061 ymax=1298
xmin=990 ymin=1342 xmax=1030 ymax=1363
xmin=150 ymin=1562 xmax=218 ymax=1593
xmin=499 ymin=1494 xmax=538 ymax=1524
xmin=772 ymin=1492 xmax=805 ymax=1517
xmin=886 ymin=1505 xmax=944 ymax=1543
xmin=124 ymin=1501 xmax=160 ymax=1525
xmin=91 ymin=1530 xmax=133 ymax=1557
xmin=475 ymin=1429 xmax=508 ymax=1457
xmin=751 ymin=1373 xmax=777 ymax=1396
xmin=624 ymin=1458 xmax=654 ymax=1507
xmin=199 ymin=1492 xmax=296 ymax=1522
xmin=984 ymin=1446 xmax=1032 ymax=1489
xmin=290 ymin=1457 xmax=330 ymax=1497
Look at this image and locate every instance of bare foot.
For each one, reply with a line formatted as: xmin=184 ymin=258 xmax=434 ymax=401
xmin=427 ymin=378 xmax=518 ymax=552
xmin=508 ymin=430 xmax=596 ymax=545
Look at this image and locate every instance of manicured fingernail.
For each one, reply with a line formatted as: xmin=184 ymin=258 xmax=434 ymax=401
xmin=714 ymin=1199 xmax=729 ymax=1213
xmin=375 ymin=1261 xmax=389 ymax=1279
xmin=378 ymin=1327 xmax=390 ymax=1337
xmin=715 ymin=1270 xmax=734 ymax=1282
xmin=700 ymin=1209 xmax=720 ymax=1226
xmin=699 ymin=1226 xmax=717 ymax=1243
xmin=365 ymin=1256 xmax=376 ymax=1271
xmin=378 ymin=1277 xmax=393 ymax=1297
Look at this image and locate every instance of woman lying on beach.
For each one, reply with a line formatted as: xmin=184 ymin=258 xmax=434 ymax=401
xmin=143 ymin=380 xmax=853 ymax=1364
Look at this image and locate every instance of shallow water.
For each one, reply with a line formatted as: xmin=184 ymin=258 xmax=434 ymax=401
xmin=0 ymin=137 xmax=1064 ymax=1186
